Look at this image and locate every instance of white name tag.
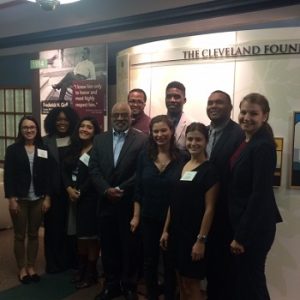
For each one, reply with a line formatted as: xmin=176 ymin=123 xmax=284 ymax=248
xmin=56 ymin=136 xmax=70 ymax=147
xmin=180 ymin=171 xmax=197 ymax=181
xmin=37 ymin=148 xmax=48 ymax=159
xmin=79 ymin=153 xmax=90 ymax=167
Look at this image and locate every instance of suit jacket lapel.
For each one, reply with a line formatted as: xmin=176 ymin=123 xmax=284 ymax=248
xmin=210 ymin=122 xmax=231 ymax=159
xmin=175 ymin=113 xmax=187 ymax=143
xmin=47 ymin=136 xmax=59 ymax=163
xmin=106 ymin=131 xmax=115 ymax=168
xmin=231 ymin=140 xmax=252 ymax=170
xmin=18 ymin=143 xmax=30 ymax=171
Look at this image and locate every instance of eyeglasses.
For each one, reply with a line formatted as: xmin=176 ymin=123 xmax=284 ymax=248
xmin=21 ymin=126 xmax=37 ymax=131
xmin=112 ymin=113 xmax=130 ymax=119
xmin=128 ymin=99 xmax=145 ymax=105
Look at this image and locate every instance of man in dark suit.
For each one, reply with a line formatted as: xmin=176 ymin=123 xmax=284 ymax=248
xmin=205 ymin=90 xmax=244 ymax=300
xmin=89 ymin=102 xmax=147 ymax=300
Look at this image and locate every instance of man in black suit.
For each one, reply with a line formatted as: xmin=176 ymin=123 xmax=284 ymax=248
xmin=89 ymin=102 xmax=147 ymax=300
xmin=205 ymin=90 xmax=244 ymax=300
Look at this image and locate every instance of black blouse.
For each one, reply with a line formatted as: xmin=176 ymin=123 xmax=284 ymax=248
xmin=135 ymin=150 xmax=186 ymax=221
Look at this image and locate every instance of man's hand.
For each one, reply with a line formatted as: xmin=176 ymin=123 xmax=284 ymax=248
xmin=106 ymin=187 xmax=124 ymax=202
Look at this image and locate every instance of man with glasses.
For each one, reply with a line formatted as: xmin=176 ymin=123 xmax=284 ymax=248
xmin=127 ymin=88 xmax=151 ymax=134
xmin=90 ymin=103 xmax=147 ymax=300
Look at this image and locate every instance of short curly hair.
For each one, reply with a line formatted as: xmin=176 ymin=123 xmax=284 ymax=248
xmin=44 ymin=106 xmax=79 ymax=136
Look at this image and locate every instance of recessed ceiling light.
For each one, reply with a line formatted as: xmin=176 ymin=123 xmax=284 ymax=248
xmin=27 ymin=0 xmax=80 ymax=3
xmin=26 ymin=0 xmax=81 ymax=11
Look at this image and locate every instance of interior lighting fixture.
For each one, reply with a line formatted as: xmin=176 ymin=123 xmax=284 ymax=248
xmin=27 ymin=0 xmax=80 ymax=11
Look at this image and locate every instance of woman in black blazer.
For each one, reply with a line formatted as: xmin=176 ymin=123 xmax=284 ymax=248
xmin=229 ymin=93 xmax=282 ymax=300
xmin=43 ymin=107 xmax=79 ymax=273
xmin=4 ymin=116 xmax=50 ymax=284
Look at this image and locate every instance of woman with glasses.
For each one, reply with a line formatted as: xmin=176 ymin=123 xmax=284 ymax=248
xmin=4 ymin=116 xmax=51 ymax=284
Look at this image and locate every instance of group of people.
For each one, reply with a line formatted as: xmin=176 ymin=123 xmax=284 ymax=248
xmin=3 ymin=80 xmax=282 ymax=300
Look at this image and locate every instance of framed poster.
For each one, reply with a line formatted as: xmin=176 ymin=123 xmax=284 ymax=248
xmin=274 ymin=137 xmax=283 ymax=187
xmin=39 ymin=45 xmax=107 ymax=132
xmin=291 ymin=112 xmax=300 ymax=188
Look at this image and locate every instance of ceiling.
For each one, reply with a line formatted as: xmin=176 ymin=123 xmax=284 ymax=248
xmin=1 ymin=0 xmax=300 ymax=56
xmin=0 ymin=0 xmax=210 ymax=38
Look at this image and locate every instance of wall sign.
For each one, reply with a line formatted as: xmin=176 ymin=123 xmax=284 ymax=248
xmin=131 ymin=40 xmax=300 ymax=67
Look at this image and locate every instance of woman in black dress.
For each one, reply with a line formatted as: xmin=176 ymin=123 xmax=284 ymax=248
xmin=229 ymin=93 xmax=282 ymax=300
xmin=130 ymin=115 xmax=185 ymax=300
xmin=62 ymin=116 xmax=101 ymax=289
xmin=43 ymin=107 xmax=79 ymax=273
xmin=162 ymin=122 xmax=219 ymax=300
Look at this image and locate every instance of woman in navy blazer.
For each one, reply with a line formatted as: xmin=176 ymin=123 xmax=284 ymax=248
xmin=229 ymin=93 xmax=282 ymax=300
xmin=4 ymin=116 xmax=50 ymax=284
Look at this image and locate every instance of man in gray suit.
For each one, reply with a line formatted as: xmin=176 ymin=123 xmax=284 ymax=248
xmin=206 ymin=90 xmax=244 ymax=300
xmin=90 ymin=102 xmax=147 ymax=300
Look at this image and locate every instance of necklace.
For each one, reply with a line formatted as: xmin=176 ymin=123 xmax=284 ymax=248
xmin=155 ymin=158 xmax=171 ymax=172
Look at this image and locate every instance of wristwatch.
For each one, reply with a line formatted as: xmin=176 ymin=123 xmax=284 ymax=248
xmin=196 ymin=234 xmax=207 ymax=244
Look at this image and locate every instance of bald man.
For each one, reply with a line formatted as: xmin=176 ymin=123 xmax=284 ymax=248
xmin=90 ymin=103 xmax=147 ymax=300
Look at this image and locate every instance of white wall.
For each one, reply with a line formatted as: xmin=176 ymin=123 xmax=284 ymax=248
xmin=118 ymin=27 xmax=300 ymax=300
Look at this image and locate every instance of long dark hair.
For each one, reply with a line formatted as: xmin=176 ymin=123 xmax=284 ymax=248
xmin=64 ymin=116 xmax=101 ymax=166
xmin=147 ymin=115 xmax=179 ymax=161
xmin=16 ymin=116 xmax=42 ymax=145
xmin=44 ymin=106 xmax=79 ymax=136
xmin=240 ymin=93 xmax=274 ymax=139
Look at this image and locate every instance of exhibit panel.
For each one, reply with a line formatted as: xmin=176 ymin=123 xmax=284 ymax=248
xmin=131 ymin=62 xmax=235 ymax=123
xmin=39 ymin=45 xmax=108 ymax=133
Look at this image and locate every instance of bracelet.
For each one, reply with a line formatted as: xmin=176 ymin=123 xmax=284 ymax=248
xmin=196 ymin=234 xmax=207 ymax=244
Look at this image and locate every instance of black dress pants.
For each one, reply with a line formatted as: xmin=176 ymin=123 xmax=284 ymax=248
xmin=98 ymin=211 xmax=139 ymax=292
xmin=44 ymin=194 xmax=68 ymax=273
xmin=232 ymin=227 xmax=276 ymax=300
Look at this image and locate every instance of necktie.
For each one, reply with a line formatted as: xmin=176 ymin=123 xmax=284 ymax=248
xmin=207 ymin=129 xmax=217 ymax=158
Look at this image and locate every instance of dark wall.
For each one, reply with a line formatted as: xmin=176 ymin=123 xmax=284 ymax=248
xmin=0 ymin=53 xmax=40 ymax=122
xmin=0 ymin=53 xmax=38 ymax=87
